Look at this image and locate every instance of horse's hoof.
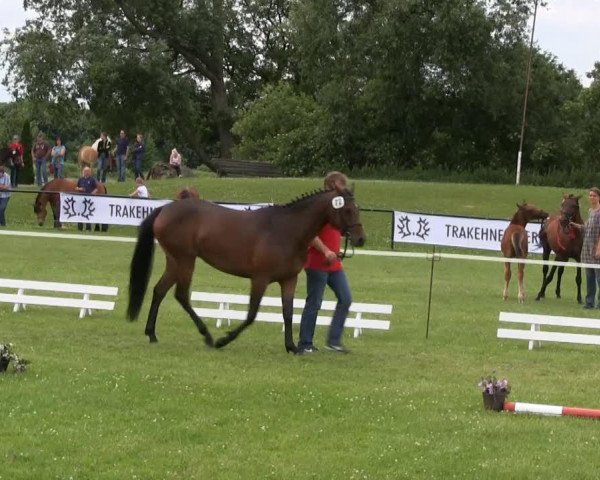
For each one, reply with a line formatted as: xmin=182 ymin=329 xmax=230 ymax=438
xmin=214 ymin=337 xmax=228 ymax=349
xmin=204 ymin=335 xmax=215 ymax=348
xmin=148 ymin=336 xmax=158 ymax=343
xmin=287 ymin=344 xmax=298 ymax=354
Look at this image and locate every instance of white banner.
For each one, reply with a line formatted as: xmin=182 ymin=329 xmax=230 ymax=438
xmin=393 ymin=211 xmax=543 ymax=253
xmin=59 ymin=193 xmax=270 ymax=226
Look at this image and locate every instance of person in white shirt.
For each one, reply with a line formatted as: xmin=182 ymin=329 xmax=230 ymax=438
xmin=129 ymin=177 xmax=149 ymax=198
xmin=169 ymin=148 xmax=182 ymax=177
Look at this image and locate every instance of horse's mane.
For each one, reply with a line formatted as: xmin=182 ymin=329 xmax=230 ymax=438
xmin=277 ymin=188 xmax=353 ymax=209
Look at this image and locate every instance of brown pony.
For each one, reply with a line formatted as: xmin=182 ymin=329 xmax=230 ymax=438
xmin=127 ymin=187 xmax=366 ymax=353
xmin=501 ymin=203 xmax=548 ymax=302
xmin=535 ymin=194 xmax=583 ymax=303
xmin=33 ymin=178 xmax=108 ymax=229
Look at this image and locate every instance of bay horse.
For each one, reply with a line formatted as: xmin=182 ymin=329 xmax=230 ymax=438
xmin=127 ymin=187 xmax=366 ymax=353
xmin=501 ymin=202 xmax=548 ymax=302
xmin=33 ymin=178 xmax=108 ymax=230
xmin=175 ymin=186 xmax=200 ymax=200
xmin=535 ymin=194 xmax=583 ymax=303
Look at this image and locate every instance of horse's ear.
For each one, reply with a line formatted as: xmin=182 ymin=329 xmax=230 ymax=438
xmin=516 ymin=202 xmax=522 ymax=208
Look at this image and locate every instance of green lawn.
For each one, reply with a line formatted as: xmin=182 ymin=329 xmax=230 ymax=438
xmin=1 ymin=173 xmax=599 ymax=479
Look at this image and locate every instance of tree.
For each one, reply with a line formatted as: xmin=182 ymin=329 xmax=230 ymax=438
xmin=1 ymin=1 xmax=293 ymax=164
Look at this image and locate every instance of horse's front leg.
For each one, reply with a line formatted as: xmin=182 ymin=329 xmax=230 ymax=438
xmin=555 ymin=266 xmax=565 ymax=298
xmin=51 ymin=200 xmax=61 ymax=228
xmin=215 ymin=278 xmax=267 ymax=349
xmin=280 ymin=276 xmax=298 ymax=354
xmin=575 ymin=259 xmax=582 ymax=304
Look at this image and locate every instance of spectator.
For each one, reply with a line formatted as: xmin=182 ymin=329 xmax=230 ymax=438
xmin=76 ymin=166 xmax=98 ymax=231
xmin=129 ymin=176 xmax=149 ymax=198
xmin=132 ymin=133 xmax=145 ymax=179
xmin=0 ymin=164 xmax=11 ymax=226
xmin=115 ymin=129 xmax=129 ymax=182
xmin=572 ymin=187 xmax=600 ymax=309
xmin=32 ymin=132 xmax=51 ymax=186
xmin=51 ymin=136 xmax=66 ymax=179
xmin=96 ymin=132 xmax=112 ymax=183
xmin=7 ymin=135 xmax=24 ymax=188
xmin=298 ymin=171 xmax=353 ymax=354
xmin=169 ymin=148 xmax=182 ymax=177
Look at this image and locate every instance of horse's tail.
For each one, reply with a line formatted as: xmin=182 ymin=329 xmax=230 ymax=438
xmin=127 ymin=207 xmax=163 ymax=321
xmin=511 ymin=231 xmax=525 ymax=258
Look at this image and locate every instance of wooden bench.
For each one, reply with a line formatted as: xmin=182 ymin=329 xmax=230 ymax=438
xmin=0 ymin=278 xmax=118 ymax=319
xmin=191 ymin=291 xmax=392 ymax=338
xmin=497 ymin=311 xmax=600 ymax=350
xmin=209 ymin=158 xmax=283 ymax=178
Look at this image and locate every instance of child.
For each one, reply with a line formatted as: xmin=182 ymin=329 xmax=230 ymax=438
xmin=129 ymin=177 xmax=149 ymax=198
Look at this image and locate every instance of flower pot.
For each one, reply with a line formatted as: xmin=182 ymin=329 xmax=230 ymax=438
xmin=482 ymin=391 xmax=506 ymax=411
xmin=0 ymin=357 xmax=10 ymax=373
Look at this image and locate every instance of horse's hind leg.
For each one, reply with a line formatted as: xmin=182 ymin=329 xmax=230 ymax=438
xmin=555 ymin=266 xmax=565 ymax=298
xmin=535 ymin=249 xmax=552 ymax=300
xmin=215 ymin=278 xmax=268 ymax=349
xmin=517 ymin=262 xmax=525 ymax=303
xmin=145 ymin=261 xmax=177 ymax=343
xmin=503 ymin=262 xmax=511 ymax=301
xmin=172 ymin=258 xmax=214 ymax=347
xmin=280 ymin=277 xmax=298 ymax=354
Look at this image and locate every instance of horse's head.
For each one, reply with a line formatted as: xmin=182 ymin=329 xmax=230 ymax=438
xmin=516 ymin=202 xmax=548 ymax=222
xmin=33 ymin=191 xmax=49 ymax=226
xmin=328 ymin=187 xmax=366 ymax=247
xmin=560 ymin=194 xmax=581 ymax=225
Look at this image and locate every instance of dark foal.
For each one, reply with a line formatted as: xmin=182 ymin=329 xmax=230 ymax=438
xmin=535 ymin=194 xmax=583 ymax=303
xmin=127 ymin=187 xmax=366 ymax=353
xmin=501 ymin=202 xmax=548 ymax=303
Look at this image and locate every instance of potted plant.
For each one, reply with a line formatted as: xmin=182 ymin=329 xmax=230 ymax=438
xmin=478 ymin=375 xmax=510 ymax=411
xmin=0 ymin=343 xmax=28 ymax=373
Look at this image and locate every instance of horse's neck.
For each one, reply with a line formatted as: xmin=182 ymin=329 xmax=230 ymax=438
xmin=510 ymin=212 xmax=528 ymax=227
xmin=279 ymin=193 xmax=332 ymax=245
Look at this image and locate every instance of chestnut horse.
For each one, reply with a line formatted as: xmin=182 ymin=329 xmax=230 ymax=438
xmin=535 ymin=194 xmax=583 ymax=303
xmin=127 ymin=187 xmax=366 ymax=353
xmin=78 ymin=145 xmax=98 ymax=167
xmin=33 ymin=178 xmax=108 ymax=229
xmin=501 ymin=203 xmax=548 ymax=302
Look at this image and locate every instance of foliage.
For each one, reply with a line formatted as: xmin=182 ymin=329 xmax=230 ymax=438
xmin=0 ymin=0 xmax=597 ymax=179
xmin=0 ymin=342 xmax=28 ymax=373
xmin=478 ymin=376 xmax=511 ymax=395
xmin=232 ymin=83 xmax=333 ymax=175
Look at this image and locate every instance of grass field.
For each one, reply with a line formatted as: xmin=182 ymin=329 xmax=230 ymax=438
xmin=2 ymin=173 xmax=600 ymax=479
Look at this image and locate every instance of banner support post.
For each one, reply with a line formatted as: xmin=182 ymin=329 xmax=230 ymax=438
xmin=425 ymin=245 xmax=440 ymax=339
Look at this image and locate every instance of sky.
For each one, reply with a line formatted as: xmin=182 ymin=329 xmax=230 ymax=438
xmin=0 ymin=0 xmax=599 ymax=102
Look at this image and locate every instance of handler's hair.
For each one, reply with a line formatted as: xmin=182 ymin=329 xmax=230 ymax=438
xmin=589 ymin=187 xmax=600 ymax=197
xmin=324 ymin=171 xmax=348 ymax=190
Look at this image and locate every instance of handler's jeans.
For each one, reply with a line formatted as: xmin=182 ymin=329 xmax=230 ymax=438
xmin=116 ymin=154 xmax=127 ymax=182
xmin=299 ymin=268 xmax=352 ymax=349
xmin=35 ymin=159 xmax=48 ymax=186
xmin=0 ymin=197 xmax=10 ymax=226
xmin=53 ymin=163 xmax=64 ymax=179
xmin=584 ymin=267 xmax=600 ymax=308
xmin=96 ymin=153 xmax=107 ymax=182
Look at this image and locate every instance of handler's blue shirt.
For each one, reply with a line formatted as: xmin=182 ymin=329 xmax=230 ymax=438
xmin=77 ymin=176 xmax=97 ymax=194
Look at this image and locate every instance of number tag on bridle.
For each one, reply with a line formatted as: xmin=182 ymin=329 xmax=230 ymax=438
xmin=332 ymin=196 xmax=345 ymax=209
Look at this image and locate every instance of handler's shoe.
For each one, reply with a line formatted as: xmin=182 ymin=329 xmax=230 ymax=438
xmin=298 ymin=346 xmax=319 ymax=355
xmin=325 ymin=343 xmax=349 ymax=354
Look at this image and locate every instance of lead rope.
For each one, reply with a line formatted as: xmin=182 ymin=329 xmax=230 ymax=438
xmin=337 ymin=232 xmax=354 ymax=260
